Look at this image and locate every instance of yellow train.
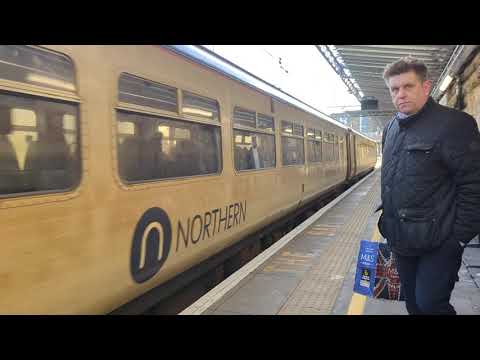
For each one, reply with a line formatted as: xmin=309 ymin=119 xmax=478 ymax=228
xmin=0 ymin=45 xmax=377 ymax=314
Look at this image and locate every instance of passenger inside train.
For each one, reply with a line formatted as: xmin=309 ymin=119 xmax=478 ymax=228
xmin=142 ymin=128 xmax=168 ymax=180
xmin=117 ymin=111 xmax=222 ymax=181
xmin=248 ymin=136 xmax=264 ymax=169
xmin=0 ymin=105 xmax=20 ymax=194
xmin=117 ymin=121 xmax=144 ymax=181
xmin=23 ymin=110 xmax=75 ymax=191
xmin=233 ymin=131 xmax=275 ymax=171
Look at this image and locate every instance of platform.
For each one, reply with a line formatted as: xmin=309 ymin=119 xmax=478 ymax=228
xmin=180 ymin=168 xmax=480 ymax=315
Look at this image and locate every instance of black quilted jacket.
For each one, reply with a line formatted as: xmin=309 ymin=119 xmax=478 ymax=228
xmin=378 ymin=97 xmax=480 ymax=256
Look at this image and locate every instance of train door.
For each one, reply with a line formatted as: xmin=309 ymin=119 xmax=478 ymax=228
xmin=346 ymin=131 xmax=351 ymax=180
xmin=346 ymin=130 xmax=356 ymax=180
xmin=352 ymin=134 xmax=357 ymax=177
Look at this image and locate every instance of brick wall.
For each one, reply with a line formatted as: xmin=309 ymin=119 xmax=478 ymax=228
xmin=441 ymin=50 xmax=480 ymax=127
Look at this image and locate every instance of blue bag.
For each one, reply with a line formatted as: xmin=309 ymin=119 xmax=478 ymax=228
xmin=353 ymin=240 xmax=405 ymax=301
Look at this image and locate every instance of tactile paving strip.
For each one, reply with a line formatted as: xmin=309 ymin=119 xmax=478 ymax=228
xmin=278 ymin=172 xmax=381 ymax=314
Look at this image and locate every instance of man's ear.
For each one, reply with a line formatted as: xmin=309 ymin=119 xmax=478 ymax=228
xmin=423 ymin=79 xmax=433 ymax=95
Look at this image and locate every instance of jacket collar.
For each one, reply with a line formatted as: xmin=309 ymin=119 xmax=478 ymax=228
xmin=396 ymin=96 xmax=436 ymax=127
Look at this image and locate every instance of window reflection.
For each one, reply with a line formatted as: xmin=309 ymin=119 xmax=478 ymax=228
xmin=233 ymin=129 xmax=275 ymax=171
xmin=117 ymin=111 xmax=221 ymax=182
xmin=0 ymin=92 xmax=80 ymax=195
xmin=282 ymin=136 xmax=304 ymax=166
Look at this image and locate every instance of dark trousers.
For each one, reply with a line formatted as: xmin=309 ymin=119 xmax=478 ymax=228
xmin=394 ymin=239 xmax=464 ymax=315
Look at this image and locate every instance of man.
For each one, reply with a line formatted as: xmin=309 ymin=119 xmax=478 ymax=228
xmin=249 ymin=136 xmax=264 ymax=169
xmin=378 ymin=56 xmax=480 ymax=315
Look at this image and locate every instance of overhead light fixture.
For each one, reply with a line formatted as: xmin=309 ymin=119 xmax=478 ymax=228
xmin=26 ymin=74 xmax=75 ymax=92
xmin=182 ymin=106 xmax=213 ymax=118
xmin=439 ymin=74 xmax=453 ymax=92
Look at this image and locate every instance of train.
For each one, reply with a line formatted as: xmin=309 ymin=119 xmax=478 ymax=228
xmin=0 ymin=45 xmax=377 ymax=314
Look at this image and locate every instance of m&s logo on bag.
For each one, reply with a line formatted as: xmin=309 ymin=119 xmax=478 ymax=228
xmin=353 ymin=240 xmax=379 ymax=297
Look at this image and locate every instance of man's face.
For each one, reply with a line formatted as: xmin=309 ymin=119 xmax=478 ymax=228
xmin=387 ymin=70 xmax=432 ymax=115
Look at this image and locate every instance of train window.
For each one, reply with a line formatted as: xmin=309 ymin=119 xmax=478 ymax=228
xmin=281 ymin=121 xmax=304 ymax=166
xmin=257 ymin=113 xmax=274 ymax=132
xmin=307 ymin=138 xmax=322 ymax=163
xmin=307 ymin=129 xmax=322 ymax=162
xmin=293 ymin=124 xmax=304 ymax=137
xmin=307 ymin=128 xmax=322 ymax=163
xmin=118 ymin=73 xmax=178 ymax=113
xmin=323 ymin=132 xmax=334 ymax=161
xmin=339 ymin=136 xmax=345 ymax=161
xmin=282 ymin=136 xmax=305 ymax=166
xmin=116 ymin=110 xmax=221 ymax=182
xmin=182 ymin=91 xmax=219 ymax=122
xmin=307 ymin=128 xmax=315 ymax=139
xmin=333 ymin=135 xmax=340 ymax=160
xmin=232 ymin=106 xmax=276 ymax=172
xmin=233 ymin=107 xmax=256 ymax=128
xmin=0 ymin=45 xmax=76 ymax=93
xmin=233 ymin=129 xmax=275 ymax=170
xmin=281 ymin=121 xmax=293 ymax=134
xmin=0 ymin=92 xmax=81 ymax=196
xmin=331 ymin=134 xmax=336 ymax=161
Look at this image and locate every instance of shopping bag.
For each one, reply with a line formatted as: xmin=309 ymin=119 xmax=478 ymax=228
xmin=353 ymin=240 xmax=405 ymax=301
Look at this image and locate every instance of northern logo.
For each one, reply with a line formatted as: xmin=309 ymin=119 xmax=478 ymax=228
xmin=130 ymin=207 xmax=172 ymax=283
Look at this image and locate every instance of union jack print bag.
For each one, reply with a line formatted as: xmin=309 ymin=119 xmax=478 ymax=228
xmin=353 ymin=240 xmax=405 ymax=301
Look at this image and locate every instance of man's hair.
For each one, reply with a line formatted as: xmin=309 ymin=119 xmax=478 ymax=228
xmin=383 ymin=56 xmax=428 ymax=82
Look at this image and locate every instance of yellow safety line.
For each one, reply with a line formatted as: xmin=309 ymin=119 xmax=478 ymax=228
xmin=346 ymin=224 xmax=381 ymax=315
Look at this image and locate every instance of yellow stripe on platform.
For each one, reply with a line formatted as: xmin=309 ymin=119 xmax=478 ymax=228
xmin=347 ymin=225 xmax=381 ymax=315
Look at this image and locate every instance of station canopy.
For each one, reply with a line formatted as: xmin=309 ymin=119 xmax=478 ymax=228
xmin=317 ymin=45 xmax=462 ymax=127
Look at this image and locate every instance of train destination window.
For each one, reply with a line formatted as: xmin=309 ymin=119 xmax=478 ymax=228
xmin=182 ymin=91 xmax=219 ymax=122
xmin=233 ymin=107 xmax=256 ymax=128
xmin=0 ymin=92 xmax=81 ymax=196
xmin=0 ymin=45 xmax=76 ymax=93
xmin=119 ymin=73 xmax=178 ymax=113
xmin=233 ymin=129 xmax=275 ymax=171
xmin=117 ymin=110 xmax=221 ymax=182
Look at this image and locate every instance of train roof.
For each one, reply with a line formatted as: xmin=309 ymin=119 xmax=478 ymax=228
xmin=349 ymin=128 xmax=378 ymax=143
xmin=163 ymin=45 xmax=377 ymax=144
